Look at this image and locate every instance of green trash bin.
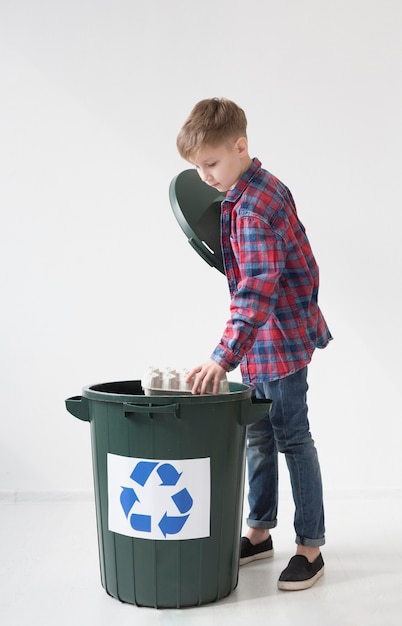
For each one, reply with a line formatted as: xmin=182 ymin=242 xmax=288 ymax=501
xmin=65 ymin=380 xmax=271 ymax=608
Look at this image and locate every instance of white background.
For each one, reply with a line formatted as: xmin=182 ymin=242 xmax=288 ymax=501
xmin=1 ymin=0 xmax=401 ymax=499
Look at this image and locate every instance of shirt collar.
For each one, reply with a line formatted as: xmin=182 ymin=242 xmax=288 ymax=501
xmin=224 ymin=157 xmax=261 ymax=203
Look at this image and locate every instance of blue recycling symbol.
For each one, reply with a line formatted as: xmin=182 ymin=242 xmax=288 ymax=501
xmin=119 ymin=461 xmax=193 ymax=537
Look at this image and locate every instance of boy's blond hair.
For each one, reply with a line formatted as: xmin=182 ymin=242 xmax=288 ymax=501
xmin=177 ymin=97 xmax=248 ymax=161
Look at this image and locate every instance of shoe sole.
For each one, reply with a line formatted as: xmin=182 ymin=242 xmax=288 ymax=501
xmin=277 ymin=566 xmax=324 ymax=591
xmin=240 ymin=548 xmax=274 ymax=566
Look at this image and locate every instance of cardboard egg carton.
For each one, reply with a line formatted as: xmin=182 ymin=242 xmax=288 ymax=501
xmin=141 ymin=366 xmax=230 ymax=396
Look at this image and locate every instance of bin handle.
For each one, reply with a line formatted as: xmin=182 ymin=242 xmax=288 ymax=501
xmin=123 ymin=402 xmax=180 ymax=419
xmin=239 ymin=395 xmax=272 ymax=426
xmin=65 ymin=396 xmax=90 ymax=422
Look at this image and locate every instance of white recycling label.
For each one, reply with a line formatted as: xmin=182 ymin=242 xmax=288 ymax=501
xmin=107 ymin=453 xmax=211 ymax=540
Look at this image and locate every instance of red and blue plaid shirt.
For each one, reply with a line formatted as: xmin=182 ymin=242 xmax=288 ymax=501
xmin=211 ymin=158 xmax=332 ymax=383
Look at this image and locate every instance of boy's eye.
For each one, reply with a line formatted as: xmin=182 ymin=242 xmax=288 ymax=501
xmin=206 ymin=162 xmax=217 ymax=168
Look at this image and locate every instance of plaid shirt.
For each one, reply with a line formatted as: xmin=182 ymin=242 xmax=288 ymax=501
xmin=211 ymin=158 xmax=332 ymax=383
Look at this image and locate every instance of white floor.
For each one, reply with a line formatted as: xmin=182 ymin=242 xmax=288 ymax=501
xmin=1 ymin=493 xmax=401 ymax=626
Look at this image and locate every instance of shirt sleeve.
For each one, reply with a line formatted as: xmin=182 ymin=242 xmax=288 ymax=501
xmin=211 ymin=214 xmax=286 ymax=371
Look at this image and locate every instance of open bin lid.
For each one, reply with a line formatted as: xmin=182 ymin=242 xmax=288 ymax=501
xmin=169 ymin=169 xmax=225 ymax=274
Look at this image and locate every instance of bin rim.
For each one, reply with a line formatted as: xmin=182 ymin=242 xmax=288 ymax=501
xmin=81 ymin=379 xmax=254 ymax=405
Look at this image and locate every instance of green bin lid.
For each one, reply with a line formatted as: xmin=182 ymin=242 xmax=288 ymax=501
xmin=169 ymin=169 xmax=225 ymax=274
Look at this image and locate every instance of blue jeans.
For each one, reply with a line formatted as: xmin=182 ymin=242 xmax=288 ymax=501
xmin=246 ymin=367 xmax=325 ymax=547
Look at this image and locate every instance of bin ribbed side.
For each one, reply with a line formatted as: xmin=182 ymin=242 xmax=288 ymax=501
xmin=87 ymin=390 xmax=247 ymax=607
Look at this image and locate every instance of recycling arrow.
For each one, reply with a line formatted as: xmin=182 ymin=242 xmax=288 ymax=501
xmin=130 ymin=513 xmax=151 ymax=532
xmin=120 ymin=486 xmax=139 ymax=518
xmin=158 ymin=513 xmax=190 ymax=537
xmin=130 ymin=461 xmax=158 ymax=486
xmin=157 ymin=463 xmax=182 ymax=486
xmin=172 ymin=488 xmax=193 ymax=514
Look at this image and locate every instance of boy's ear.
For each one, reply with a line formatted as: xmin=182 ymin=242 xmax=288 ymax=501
xmin=235 ymin=136 xmax=249 ymax=157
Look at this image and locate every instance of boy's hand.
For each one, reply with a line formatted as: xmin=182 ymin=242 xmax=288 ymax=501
xmin=186 ymin=359 xmax=226 ymax=395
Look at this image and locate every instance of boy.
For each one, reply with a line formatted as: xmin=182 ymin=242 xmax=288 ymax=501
xmin=176 ymin=98 xmax=332 ymax=590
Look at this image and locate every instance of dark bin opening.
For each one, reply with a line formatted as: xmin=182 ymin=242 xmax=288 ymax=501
xmin=89 ymin=380 xmax=145 ymax=395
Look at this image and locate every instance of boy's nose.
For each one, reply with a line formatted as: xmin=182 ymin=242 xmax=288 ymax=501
xmin=201 ymin=171 xmax=212 ymax=185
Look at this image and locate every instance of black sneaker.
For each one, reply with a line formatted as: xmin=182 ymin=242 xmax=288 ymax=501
xmin=240 ymin=535 xmax=274 ymax=565
xmin=278 ymin=553 xmax=324 ymax=590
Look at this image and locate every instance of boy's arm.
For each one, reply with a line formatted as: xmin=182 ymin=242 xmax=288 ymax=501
xmin=186 ymin=215 xmax=286 ymax=393
xmin=212 ymin=214 xmax=286 ymax=372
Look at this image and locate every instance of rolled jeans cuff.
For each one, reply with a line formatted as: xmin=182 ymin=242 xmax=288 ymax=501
xmin=296 ymin=535 xmax=326 ymax=547
xmin=247 ymin=519 xmax=278 ymax=531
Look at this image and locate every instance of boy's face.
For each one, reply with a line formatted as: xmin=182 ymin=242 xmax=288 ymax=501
xmin=191 ymin=139 xmax=251 ymax=192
